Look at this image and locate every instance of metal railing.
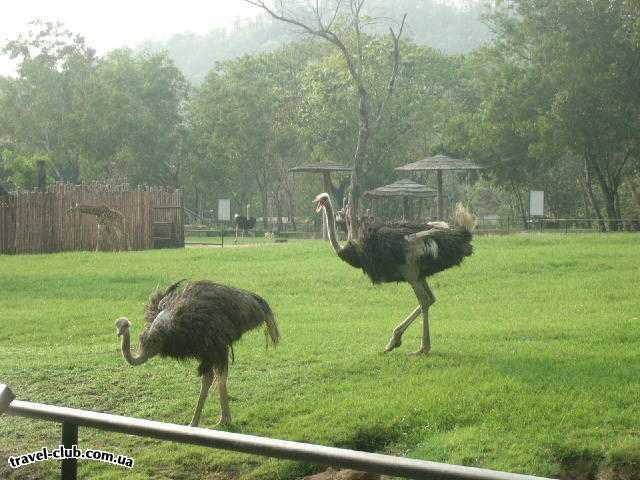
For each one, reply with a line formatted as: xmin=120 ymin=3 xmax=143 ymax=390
xmin=1 ymin=384 xmax=555 ymax=480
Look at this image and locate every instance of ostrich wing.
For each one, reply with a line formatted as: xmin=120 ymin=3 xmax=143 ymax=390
xmin=145 ymin=279 xmax=186 ymax=323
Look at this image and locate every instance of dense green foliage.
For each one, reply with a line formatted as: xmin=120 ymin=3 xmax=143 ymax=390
xmin=1 ymin=2 xmax=639 ymax=227
xmin=1 ymin=235 xmax=639 ymax=479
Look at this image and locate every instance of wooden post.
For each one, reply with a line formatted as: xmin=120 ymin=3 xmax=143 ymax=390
xmin=61 ymin=422 xmax=78 ymax=480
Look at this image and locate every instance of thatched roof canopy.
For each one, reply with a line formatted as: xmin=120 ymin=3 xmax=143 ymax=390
xmin=395 ymin=154 xmax=482 ymax=172
xmin=364 ymin=179 xmax=437 ymax=199
xmin=289 ymin=161 xmax=352 ymax=173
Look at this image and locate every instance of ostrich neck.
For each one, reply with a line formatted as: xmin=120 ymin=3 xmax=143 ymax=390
xmin=120 ymin=330 xmax=150 ymax=366
xmin=323 ymin=199 xmax=343 ymax=255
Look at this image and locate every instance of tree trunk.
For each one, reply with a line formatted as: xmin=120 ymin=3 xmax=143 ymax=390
xmin=630 ymin=177 xmax=640 ymax=212
xmin=281 ymin=178 xmax=296 ymax=230
xmin=585 ymin=149 xmax=624 ymax=231
xmin=582 ymin=156 xmax=607 ymax=231
xmin=346 ymin=92 xmax=371 ymax=240
xmin=275 ymin=189 xmax=283 ymax=232
xmin=288 ymin=193 xmax=296 ymax=230
xmin=261 ymin=189 xmax=268 ymax=231
xmin=511 ymin=183 xmax=528 ymax=229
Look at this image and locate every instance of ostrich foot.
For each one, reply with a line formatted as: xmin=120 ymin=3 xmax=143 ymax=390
xmin=384 ymin=336 xmax=402 ymax=352
xmin=409 ymin=346 xmax=431 ymax=356
xmin=217 ymin=414 xmax=231 ymax=426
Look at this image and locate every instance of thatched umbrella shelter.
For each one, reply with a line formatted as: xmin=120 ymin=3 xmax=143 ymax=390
xmin=396 ymin=154 xmax=482 ymax=220
xmin=364 ymin=178 xmax=437 ymax=220
xmin=289 ymin=161 xmax=352 ymax=238
xmin=289 ymin=161 xmax=352 ymax=200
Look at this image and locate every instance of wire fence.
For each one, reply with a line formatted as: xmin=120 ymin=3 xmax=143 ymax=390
xmin=476 ymin=217 xmax=640 ymax=235
xmin=184 ymin=216 xmax=640 ymax=243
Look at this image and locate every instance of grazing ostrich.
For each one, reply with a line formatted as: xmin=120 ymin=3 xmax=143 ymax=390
xmin=313 ymin=193 xmax=475 ymax=354
xmin=234 ymin=204 xmax=257 ymax=244
xmin=115 ymin=280 xmax=279 ymax=426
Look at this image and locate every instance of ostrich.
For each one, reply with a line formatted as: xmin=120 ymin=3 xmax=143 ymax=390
xmin=234 ymin=204 xmax=257 ymax=244
xmin=115 ymin=280 xmax=279 ymax=426
xmin=313 ymin=193 xmax=475 ymax=354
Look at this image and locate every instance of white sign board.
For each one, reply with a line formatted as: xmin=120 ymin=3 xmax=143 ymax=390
xmin=529 ymin=191 xmax=544 ymax=217
xmin=218 ymin=199 xmax=231 ymax=221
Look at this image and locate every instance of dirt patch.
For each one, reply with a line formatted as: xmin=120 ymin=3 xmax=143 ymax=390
xmin=303 ymin=468 xmax=390 ymax=480
xmin=553 ymin=447 xmax=640 ymax=480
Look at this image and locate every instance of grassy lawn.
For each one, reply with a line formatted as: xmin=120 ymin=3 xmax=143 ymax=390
xmin=1 ymin=234 xmax=639 ymax=479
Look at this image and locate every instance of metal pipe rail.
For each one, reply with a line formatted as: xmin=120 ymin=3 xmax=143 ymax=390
xmin=1 ymin=385 xmax=555 ymax=480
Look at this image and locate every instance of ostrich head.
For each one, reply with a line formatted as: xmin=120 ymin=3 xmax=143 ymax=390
xmin=313 ymin=193 xmax=331 ymax=213
xmin=115 ymin=316 xmax=151 ymax=366
xmin=115 ymin=317 xmax=131 ymax=336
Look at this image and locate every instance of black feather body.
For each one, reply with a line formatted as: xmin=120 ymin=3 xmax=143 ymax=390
xmin=141 ymin=280 xmax=277 ymax=376
xmin=339 ymin=222 xmax=473 ymax=284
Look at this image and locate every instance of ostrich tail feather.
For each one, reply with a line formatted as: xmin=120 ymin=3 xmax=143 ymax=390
xmin=454 ymin=203 xmax=477 ymax=232
xmin=263 ymin=312 xmax=280 ymax=347
xmin=252 ymin=295 xmax=279 ymax=347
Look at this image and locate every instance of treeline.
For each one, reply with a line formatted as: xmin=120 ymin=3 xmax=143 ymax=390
xmin=142 ymin=0 xmax=491 ymax=84
xmin=1 ymin=1 xmax=640 ymax=230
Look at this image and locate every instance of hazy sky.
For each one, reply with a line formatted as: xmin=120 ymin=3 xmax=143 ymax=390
xmin=0 ymin=0 xmax=467 ymax=76
xmin=0 ymin=1 xmax=259 ymax=75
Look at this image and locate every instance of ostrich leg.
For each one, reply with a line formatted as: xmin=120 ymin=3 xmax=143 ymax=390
xmin=411 ymin=280 xmax=436 ymax=355
xmin=215 ymin=366 xmax=231 ymax=425
xmin=384 ymin=305 xmax=421 ymax=352
xmin=190 ymin=369 xmax=214 ymax=427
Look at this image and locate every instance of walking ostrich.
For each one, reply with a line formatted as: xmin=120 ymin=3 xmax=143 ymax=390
xmin=234 ymin=204 xmax=257 ymax=244
xmin=313 ymin=193 xmax=476 ymax=354
xmin=115 ymin=280 xmax=279 ymax=426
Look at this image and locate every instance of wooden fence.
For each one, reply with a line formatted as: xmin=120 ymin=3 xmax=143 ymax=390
xmin=0 ymin=183 xmax=184 ymax=254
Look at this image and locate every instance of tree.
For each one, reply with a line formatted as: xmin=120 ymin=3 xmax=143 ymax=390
xmin=244 ymin=0 xmax=407 ymax=238
xmin=84 ymin=49 xmax=189 ymax=185
xmin=486 ymin=0 xmax=640 ymax=229
xmin=0 ymin=21 xmax=96 ymax=183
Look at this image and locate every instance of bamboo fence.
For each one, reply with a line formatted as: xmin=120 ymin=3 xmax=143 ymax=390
xmin=0 ymin=183 xmax=184 ymax=254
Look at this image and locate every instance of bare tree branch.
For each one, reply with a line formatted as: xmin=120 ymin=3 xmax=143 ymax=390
xmin=373 ymin=13 xmax=407 ymax=128
xmin=244 ymin=0 xmax=408 ymax=238
xmin=244 ymin=0 xmax=365 ymax=95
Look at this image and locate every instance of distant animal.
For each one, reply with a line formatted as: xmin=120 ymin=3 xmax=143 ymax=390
xmin=234 ymin=204 xmax=257 ymax=243
xmin=66 ymin=203 xmax=128 ymax=251
xmin=313 ymin=192 xmax=475 ymax=355
xmin=115 ymin=280 xmax=279 ymax=426
xmin=264 ymin=232 xmax=274 ymax=241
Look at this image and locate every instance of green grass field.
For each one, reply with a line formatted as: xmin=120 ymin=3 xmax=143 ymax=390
xmin=1 ymin=234 xmax=639 ymax=479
